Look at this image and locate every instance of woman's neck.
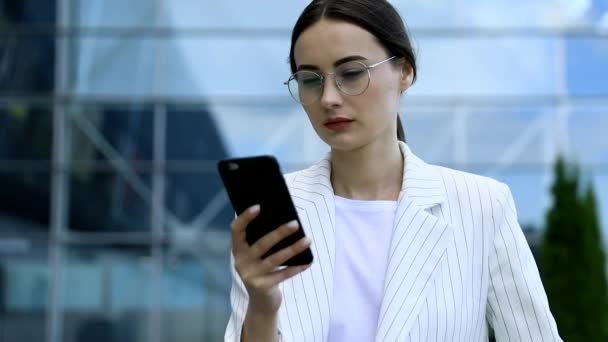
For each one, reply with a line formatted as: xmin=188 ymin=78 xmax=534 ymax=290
xmin=330 ymin=138 xmax=404 ymax=201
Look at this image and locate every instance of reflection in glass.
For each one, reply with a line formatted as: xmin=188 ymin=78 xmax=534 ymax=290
xmin=68 ymin=168 xmax=152 ymax=232
xmin=0 ymin=104 xmax=53 ymax=161
xmin=62 ymin=247 xmax=151 ymax=342
xmin=0 ymin=254 xmax=48 ymax=341
xmin=69 ymin=105 xmax=154 ymax=162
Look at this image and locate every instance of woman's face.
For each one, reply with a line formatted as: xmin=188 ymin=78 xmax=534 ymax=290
xmin=293 ymin=19 xmax=412 ymax=151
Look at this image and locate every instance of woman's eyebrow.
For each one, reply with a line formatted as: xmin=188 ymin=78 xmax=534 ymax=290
xmin=297 ymin=55 xmax=368 ymax=71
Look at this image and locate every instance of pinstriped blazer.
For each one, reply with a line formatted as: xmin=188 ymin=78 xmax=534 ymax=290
xmin=225 ymin=142 xmax=562 ymax=342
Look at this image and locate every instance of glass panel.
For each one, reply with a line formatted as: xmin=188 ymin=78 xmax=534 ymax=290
xmin=164 ymin=0 xmax=303 ymax=29
xmin=61 ymin=247 xmax=153 ymax=342
xmin=395 ymin=0 xmax=601 ymax=29
xmin=161 ymin=246 xmax=231 ymax=341
xmin=398 ymin=110 xmax=457 ymax=165
xmin=0 ymin=36 xmax=55 ymax=95
xmin=165 ymin=170 xmax=233 ymax=231
xmin=163 ymin=37 xmax=300 ymax=98
xmin=0 ymin=253 xmax=48 ymax=341
xmin=73 ymin=38 xmax=158 ymax=97
xmin=0 ymin=170 xmax=51 ymax=230
xmin=466 ymin=107 xmax=547 ymax=166
xmin=0 ymin=103 xmax=53 ymax=161
xmin=165 ymin=106 xmax=228 ymax=161
xmin=68 ymin=104 xmax=154 ymax=162
xmin=410 ymin=37 xmax=559 ymax=97
xmin=68 ymin=168 xmax=152 ymax=232
xmin=568 ymin=105 xmax=608 ymax=165
xmin=202 ymin=103 xmax=322 ymax=169
xmin=567 ymin=38 xmax=608 ymax=96
xmin=76 ymin=0 xmax=160 ymax=28
xmin=0 ymin=0 xmax=56 ymax=26
xmin=0 ymin=0 xmax=56 ymax=94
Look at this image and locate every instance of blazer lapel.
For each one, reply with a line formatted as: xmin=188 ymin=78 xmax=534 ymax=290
xmin=282 ymin=154 xmax=336 ymax=342
xmin=374 ymin=142 xmax=453 ymax=341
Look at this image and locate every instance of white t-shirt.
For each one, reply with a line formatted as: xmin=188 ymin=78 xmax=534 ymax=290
xmin=327 ymin=196 xmax=397 ymax=342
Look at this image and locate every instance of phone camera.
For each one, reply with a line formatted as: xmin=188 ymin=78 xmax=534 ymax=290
xmin=228 ymin=162 xmax=239 ymax=171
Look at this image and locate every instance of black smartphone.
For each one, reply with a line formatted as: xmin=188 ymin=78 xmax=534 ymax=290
xmin=217 ymin=155 xmax=313 ymax=266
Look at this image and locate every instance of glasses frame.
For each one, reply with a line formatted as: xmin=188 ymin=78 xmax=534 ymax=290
xmin=284 ymin=56 xmax=397 ymax=105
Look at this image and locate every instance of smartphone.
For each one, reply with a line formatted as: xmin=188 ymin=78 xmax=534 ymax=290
xmin=217 ymin=155 xmax=313 ymax=266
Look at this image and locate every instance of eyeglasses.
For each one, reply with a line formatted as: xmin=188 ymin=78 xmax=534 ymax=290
xmin=284 ymin=56 xmax=397 ymax=105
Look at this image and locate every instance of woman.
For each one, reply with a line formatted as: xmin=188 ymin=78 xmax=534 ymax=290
xmin=225 ymin=0 xmax=562 ymax=341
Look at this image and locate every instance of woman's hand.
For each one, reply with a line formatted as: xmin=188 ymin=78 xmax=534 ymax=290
xmin=231 ymin=204 xmax=312 ymax=315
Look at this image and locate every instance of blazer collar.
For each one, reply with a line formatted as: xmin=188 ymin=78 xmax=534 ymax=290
xmin=303 ymin=141 xmax=447 ymax=209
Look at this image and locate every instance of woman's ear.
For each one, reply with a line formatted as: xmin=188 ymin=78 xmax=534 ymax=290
xmin=399 ymin=63 xmax=414 ymax=94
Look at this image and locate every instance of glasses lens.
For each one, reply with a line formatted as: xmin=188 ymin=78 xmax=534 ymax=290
xmin=335 ymin=62 xmax=370 ymax=96
xmin=288 ymin=71 xmax=322 ymax=104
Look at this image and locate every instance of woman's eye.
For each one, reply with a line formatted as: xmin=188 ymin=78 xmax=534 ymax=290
xmin=340 ymin=69 xmax=365 ymax=80
xmin=301 ymin=77 xmax=321 ymax=87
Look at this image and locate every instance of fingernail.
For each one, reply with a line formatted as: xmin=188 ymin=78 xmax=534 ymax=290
xmin=287 ymin=220 xmax=299 ymax=229
xmin=249 ymin=205 xmax=260 ymax=213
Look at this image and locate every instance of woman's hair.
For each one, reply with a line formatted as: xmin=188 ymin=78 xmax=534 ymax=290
xmin=289 ymin=0 xmax=417 ymax=143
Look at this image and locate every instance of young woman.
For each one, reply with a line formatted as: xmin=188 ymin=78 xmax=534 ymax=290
xmin=225 ymin=1 xmax=562 ymax=341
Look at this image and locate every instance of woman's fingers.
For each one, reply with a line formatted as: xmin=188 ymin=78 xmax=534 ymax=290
xmin=266 ymin=263 xmax=312 ymax=286
xmin=230 ymin=204 xmax=260 ymax=253
xmin=247 ymin=263 xmax=312 ymax=293
xmin=230 ymin=208 xmax=314 ymax=294
xmin=249 ymin=220 xmax=300 ymax=259
xmin=260 ymin=236 xmax=312 ymax=272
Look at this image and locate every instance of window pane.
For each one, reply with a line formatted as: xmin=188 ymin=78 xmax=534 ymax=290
xmin=76 ymin=0 xmax=159 ymax=28
xmin=0 ymin=170 xmax=51 ymax=229
xmin=567 ymin=38 xmax=608 ymax=96
xmin=61 ymin=247 xmax=152 ymax=342
xmin=0 ymin=0 xmax=56 ymax=26
xmin=165 ymin=0 xmax=301 ymax=29
xmin=0 ymin=253 xmax=48 ymax=341
xmin=465 ymin=107 xmax=546 ymax=166
xmin=0 ymin=103 xmax=53 ymax=161
xmin=568 ymin=105 xmax=608 ymax=165
xmin=74 ymin=38 xmax=158 ymax=97
xmin=0 ymin=0 xmax=56 ymax=94
xmin=68 ymin=168 xmax=152 ymax=232
xmin=69 ymin=104 xmax=154 ymax=162
xmin=0 ymin=36 xmax=55 ymax=95
xmin=166 ymin=106 xmax=227 ymax=161
xmin=161 ymin=245 xmax=231 ymax=341
xmin=165 ymin=170 xmax=233 ymax=231
xmin=205 ymin=103 xmax=322 ymax=168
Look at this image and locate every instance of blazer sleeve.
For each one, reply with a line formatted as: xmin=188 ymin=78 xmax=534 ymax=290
xmin=486 ymin=182 xmax=562 ymax=341
xmin=224 ymin=251 xmax=284 ymax=342
xmin=224 ymin=251 xmax=249 ymax=342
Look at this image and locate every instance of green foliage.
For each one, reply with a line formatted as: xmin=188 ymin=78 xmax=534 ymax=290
xmin=541 ymin=156 xmax=608 ymax=341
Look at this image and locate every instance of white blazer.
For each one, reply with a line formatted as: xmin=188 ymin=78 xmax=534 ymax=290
xmin=225 ymin=142 xmax=562 ymax=342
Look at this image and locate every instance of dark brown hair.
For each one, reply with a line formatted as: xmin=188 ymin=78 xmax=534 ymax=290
xmin=289 ymin=0 xmax=417 ymax=143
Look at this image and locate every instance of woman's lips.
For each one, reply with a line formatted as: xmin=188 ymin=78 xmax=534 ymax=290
xmin=324 ymin=118 xmax=354 ymax=131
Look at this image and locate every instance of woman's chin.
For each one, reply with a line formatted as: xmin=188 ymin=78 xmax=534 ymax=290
xmin=321 ymin=135 xmax=363 ymax=152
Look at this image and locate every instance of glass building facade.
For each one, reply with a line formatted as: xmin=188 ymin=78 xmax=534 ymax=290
xmin=0 ymin=0 xmax=607 ymax=341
